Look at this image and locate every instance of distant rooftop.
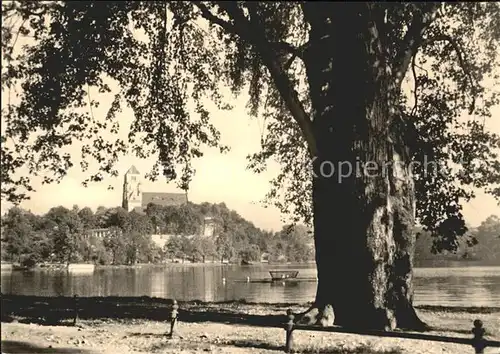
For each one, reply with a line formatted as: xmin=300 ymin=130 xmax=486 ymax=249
xmin=142 ymin=192 xmax=187 ymax=208
xmin=126 ymin=165 xmax=140 ymax=175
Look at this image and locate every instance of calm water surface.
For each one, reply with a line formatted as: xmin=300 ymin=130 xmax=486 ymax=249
xmin=1 ymin=264 xmax=499 ymax=307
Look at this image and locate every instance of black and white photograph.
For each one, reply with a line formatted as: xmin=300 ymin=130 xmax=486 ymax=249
xmin=1 ymin=2 xmax=500 ymax=353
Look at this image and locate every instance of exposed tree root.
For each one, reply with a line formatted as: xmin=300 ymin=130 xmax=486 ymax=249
xmin=395 ymin=303 xmax=431 ymax=332
xmin=295 ymin=303 xmax=430 ymax=332
xmin=296 ymin=304 xmax=335 ymax=327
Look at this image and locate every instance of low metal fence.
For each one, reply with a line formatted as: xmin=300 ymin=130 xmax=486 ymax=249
xmin=68 ymin=296 xmax=500 ymax=353
xmin=283 ymin=309 xmax=500 ymax=354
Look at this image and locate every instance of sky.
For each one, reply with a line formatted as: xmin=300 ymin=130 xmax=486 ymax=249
xmin=2 ymin=86 xmax=288 ymax=231
xmin=4 ymin=86 xmax=500 ymax=231
xmin=2 ymin=11 xmax=500 ymax=232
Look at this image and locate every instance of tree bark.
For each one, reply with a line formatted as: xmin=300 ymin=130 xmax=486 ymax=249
xmin=300 ymin=4 xmax=427 ymax=331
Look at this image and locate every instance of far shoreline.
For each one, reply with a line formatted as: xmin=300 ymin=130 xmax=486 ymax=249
xmin=2 ymin=260 xmax=499 ymax=272
xmin=92 ymin=261 xmax=317 ymax=269
xmin=1 ymin=261 xmax=316 ymax=271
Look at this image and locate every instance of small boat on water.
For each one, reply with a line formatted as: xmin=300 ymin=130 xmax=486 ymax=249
xmin=269 ymin=270 xmax=299 ymax=281
xmin=67 ymin=263 xmax=95 ymax=273
xmin=0 ymin=263 xmax=13 ymax=273
xmin=241 ymin=260 xmax=257 ymax=265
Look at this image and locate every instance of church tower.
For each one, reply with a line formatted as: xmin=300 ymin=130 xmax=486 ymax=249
xmin=122 ymin=165 xmax=142 ymax=212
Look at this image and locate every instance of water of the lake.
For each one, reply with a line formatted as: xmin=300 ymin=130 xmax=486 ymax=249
xmin=1 ymin=263 xmax=499 ymax=307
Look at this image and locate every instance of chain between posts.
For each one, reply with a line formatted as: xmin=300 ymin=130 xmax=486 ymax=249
xmin=283 ymin=309 xmax=498 ymax=353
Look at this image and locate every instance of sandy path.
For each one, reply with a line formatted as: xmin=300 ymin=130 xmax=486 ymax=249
xmin=2 ymin=316 xmax=500 ymax=354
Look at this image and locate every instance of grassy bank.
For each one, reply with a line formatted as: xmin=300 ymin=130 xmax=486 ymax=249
xmin=1 ymin=295 xmax=499 ymax=353
xmin=1 ymin=262 xmax=232 ymax=272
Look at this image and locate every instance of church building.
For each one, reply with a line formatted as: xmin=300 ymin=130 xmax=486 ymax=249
xmin=121 ymin=165 xmax=218 ymax=248
xmin=122 ymin=165 xmax=188 ymax=212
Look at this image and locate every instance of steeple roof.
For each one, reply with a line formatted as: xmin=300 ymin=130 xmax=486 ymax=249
xmin=126 ymin=165 xmax=140 ymax=175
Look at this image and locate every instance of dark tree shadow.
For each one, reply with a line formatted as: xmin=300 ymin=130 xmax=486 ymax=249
xmin=1 ymin=295 xmax=285 ymax=328
xmin=127 ymin=332 xmax=166 ymax=338
xmin=3 ymin=295 xmax=497 ymax=336
xmin=145 ymin=337 xmax=403 ymax=354
xmin=0 ymin=340 xmax=94 ymax=353
xmin=214 ymin=340 xmax=403 ymax=353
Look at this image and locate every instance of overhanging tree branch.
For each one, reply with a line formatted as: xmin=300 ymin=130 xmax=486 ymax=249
xmin=282 ymin=42 xmax=310 ymax=71
xmin=195 ymin=3 xmax=304 ymax=60
xmin=272 ymin=41 xmax=304 ymax=58
xmin=196 ymin=2 xmax=317 ymax=157
xmin=421 ymin=34 xmax=477 ymax=114
xmin=230 ymin=3 xmax=317 ymax=156
xmin=194 ymin=2 xmax=238 ymax=35
xmin=410 ymin=53 xmax=418 ymax=117
xmin=392 ymin=5 xmax=440 ymax=86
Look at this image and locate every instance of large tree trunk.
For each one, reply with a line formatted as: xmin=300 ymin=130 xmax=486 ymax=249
xmin=300 ymin=4 xmax=427 ymax=331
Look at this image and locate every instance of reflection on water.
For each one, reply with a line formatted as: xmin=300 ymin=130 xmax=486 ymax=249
xmin=1 ymin=264 xmax=499 ymax=307
xmin=413 ymin=266 xmax=500 ymax=307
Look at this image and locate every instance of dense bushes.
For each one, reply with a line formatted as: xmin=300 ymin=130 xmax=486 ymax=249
xmin=3 ymin=202 xmax=498 ymax=268
xmin=0 ymin=202 xmax=316 ymax=266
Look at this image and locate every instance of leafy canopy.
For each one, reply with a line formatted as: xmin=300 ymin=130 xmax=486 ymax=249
xmin=2 ymin=2 xmax=500 ymax=252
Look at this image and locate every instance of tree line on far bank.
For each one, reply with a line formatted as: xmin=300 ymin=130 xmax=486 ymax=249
xmin=414 ymin=214 xmax=500 ymax=266
xmin=1 ymin=202 xmax=498 ymax=268
xmin=0 ymin=202 xmax=315 ymax=267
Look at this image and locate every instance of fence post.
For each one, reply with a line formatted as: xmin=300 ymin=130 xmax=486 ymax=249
xmin=167 ymin=299 xmax=179 ymax=338
xmin=73 ymin=294 xmax=79 ymax=326
xmin=472 ymin=319 xmax=486 ymax=353
xmin=285 ymin=309 xmax=295 ymax=353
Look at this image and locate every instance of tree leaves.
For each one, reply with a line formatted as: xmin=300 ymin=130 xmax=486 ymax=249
xmin=2 ymin=1 xmax=227 ymax=199
xmin=1 ymin=2 xmax=499 ymax=253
